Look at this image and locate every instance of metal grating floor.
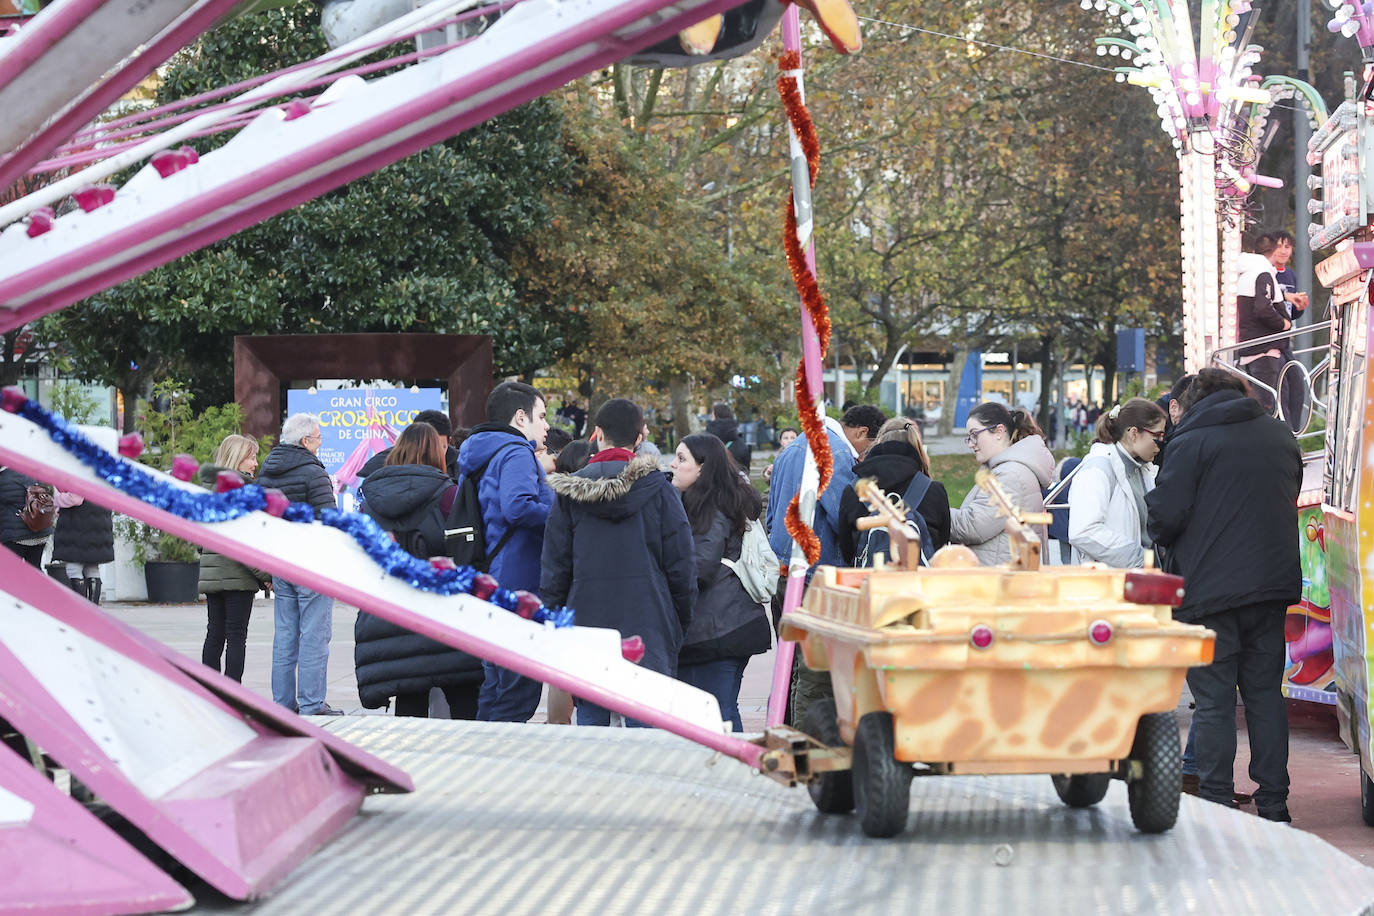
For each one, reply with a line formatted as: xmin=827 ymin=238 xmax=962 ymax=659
xmin=189 ymin=718 xmax=1374 ymax=915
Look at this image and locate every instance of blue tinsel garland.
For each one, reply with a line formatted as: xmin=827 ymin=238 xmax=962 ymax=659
xmin=8 ymin=395 xmax=575 ymax=628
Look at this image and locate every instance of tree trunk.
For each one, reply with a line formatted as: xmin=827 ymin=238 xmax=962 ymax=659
xmin=0 ymin=329 xmax=19 ymax=388
xmin=939 ymin=346 xmax=969 ymax=436
xmin=863 ymin=333 xmax=903 ymax=406
xmin=1036 ymin=332 xmax=1056 ymax=437
xmin=1099 ymin=341 xmax=1119 ymax=403
xmin=670 ymin=374 xmax=693 ymax=441
xmin=119 ymin=381 xmax=140 ymax=433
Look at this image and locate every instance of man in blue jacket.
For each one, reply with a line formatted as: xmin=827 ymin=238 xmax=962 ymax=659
xmin=460 ymin=381 xmax=554 ymax=722
xmin=765 ymin=407 xmax=865 ymax=723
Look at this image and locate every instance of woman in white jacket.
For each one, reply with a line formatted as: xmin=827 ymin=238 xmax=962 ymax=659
xmin=1067 ymin=397 xmax=1167 ymax=568
xmin=950 ymin=402 xmax=1055 ymax=566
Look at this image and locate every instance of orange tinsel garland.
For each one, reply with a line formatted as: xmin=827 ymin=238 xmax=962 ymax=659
xmin=777 ymin=51 xmax=833 ymax=567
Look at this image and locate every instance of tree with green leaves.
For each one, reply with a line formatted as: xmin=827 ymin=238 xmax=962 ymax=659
xmin=42 ymin=3 xmax=584 ymax=423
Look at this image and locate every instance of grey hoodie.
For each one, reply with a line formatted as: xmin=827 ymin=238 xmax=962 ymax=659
xmin=950 ymin=434 xmax=1056 ymax=566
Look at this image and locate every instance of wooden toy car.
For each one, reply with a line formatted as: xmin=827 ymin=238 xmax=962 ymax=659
xmin=774 ymin=472 xmax=1215 ymax=837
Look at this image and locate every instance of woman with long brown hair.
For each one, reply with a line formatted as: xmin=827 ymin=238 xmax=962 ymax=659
xmin=355 ymin=423 xmax=484 ymax=719
xmin=669 ymin=433 xmax=772 ymax=731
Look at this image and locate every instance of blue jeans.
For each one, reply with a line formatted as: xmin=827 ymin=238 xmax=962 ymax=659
xmin=476 ymin=662 xmax=543 ymax=722
xmin=271 ymin=577 xmax=334 ymax=714
xmin=678 ymin=657 xmax=748 ymax=732
xmin=574 ymin=699 xmax=649 ymax=728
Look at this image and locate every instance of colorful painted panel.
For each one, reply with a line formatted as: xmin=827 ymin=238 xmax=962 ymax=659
xmin=1284 ymin=506 xmax=1335 ymax=703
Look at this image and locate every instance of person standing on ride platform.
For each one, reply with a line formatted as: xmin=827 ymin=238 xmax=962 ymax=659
xmin=1237 ymin=234 xmax=1301 ymax=419
xmin=541 ymin=398 xmax=697 ymax=727
xmin=1268 ymin=230 xmax=1311 ymax=432
xmin=1145 ymin=368 xmax=1301 ymax=822
xmin=1067 ymin=398 xmax=1166 ymax=569
xmin=950 ymin=403 xmax=1055 ymax=565
xmin=462 ymin=381 xmax=554 ymax=723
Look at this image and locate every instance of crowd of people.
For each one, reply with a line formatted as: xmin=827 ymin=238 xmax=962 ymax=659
xmin=0 ymin=363 xmax=1304 ymax=822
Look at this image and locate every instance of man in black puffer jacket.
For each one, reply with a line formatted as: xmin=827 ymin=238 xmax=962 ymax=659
xmin=1146 ymin=369 xmax=1302 ymax=822
xmin=255 ymin=413 xmax=342 ymax=716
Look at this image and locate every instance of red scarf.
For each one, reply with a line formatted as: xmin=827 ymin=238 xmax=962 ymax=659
xmin=588 ymin=447 xmax=635 ymax=464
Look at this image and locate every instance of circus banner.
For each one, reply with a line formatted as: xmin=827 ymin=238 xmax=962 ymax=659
xmin=286 ymin=387 xmax=441 ymax=510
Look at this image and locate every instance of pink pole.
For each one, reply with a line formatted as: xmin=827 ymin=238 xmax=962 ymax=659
xmin=766 ymin=6 xmax=823 ymax=728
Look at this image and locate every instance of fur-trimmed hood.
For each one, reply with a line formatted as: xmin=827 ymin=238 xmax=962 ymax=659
xmin=547 ymin=455 xmax=668 ymax=520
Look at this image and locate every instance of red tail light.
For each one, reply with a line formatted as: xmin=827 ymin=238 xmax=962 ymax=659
xmin=1124 ymin=571 xmax=1185 ymax=607
xmin=1088 ymin=619 xmax=1114 ymax=645
xmin=970 ymin=624 xmax=994 ymax=649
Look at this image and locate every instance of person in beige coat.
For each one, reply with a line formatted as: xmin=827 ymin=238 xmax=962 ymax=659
xmin=950 ymin=402 xmax=1055 ymax=565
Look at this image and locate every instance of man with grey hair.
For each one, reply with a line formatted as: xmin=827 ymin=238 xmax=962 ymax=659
xmin=256 ymin=412 xmax=342 ymax=715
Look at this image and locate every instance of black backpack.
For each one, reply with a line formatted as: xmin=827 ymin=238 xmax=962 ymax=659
xmin=444 ymin=443 xmax=523 ymax=570
xmin=857 ymin=473 xmax=936 ymax=567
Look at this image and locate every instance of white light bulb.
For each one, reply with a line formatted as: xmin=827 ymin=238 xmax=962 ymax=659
xmin=1098 ymin=45 xmax=1109 ymax=55
xmin=1109 ymin=44 xmax=1121 ymax=55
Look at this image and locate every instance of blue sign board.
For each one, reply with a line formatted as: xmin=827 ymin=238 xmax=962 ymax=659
xmin=285 ymin=387 xmax=442 ymax=510
xmin=954 ymin=348 xmax=982 ymax=428
xmin=1116 ymin=328 xmax=1146 ymax=374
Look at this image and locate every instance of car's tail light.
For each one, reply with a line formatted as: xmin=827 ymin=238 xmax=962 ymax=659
xmin=970 ymin=624 xmax=994 ymax=649
xmin=1088 ymin=619 xmax=1113 ymax=645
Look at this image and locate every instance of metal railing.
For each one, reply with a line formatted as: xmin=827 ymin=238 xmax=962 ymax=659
xmin=1210 ymin=320 xmax=1331 ymax=450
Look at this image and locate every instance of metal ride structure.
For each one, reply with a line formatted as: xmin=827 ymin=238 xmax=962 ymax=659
xmin=0 ymin=0 xmax=864 ymax=909
xmin=1080 ymin=0 xmax=1279 ymax=375
xmin=3 ymin=0 xmax=1374 ymax=911
xmin=1301 ymin=0 xmax=1374 ymax=826
xmin=1081 ymin=0 xmax=1343 ymax=709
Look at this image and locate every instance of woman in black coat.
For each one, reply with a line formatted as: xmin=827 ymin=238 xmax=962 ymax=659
xmin=0 ymin=466 xmax=53 ymax=567
xmin=837 ymin=419 xmax=951 ymax=566
xmin=355 ymin=424 xmax=484 ymax=719
xmin=51 ymin=497 xmax=115 ymax=603
xmin=669 ymin=433 xmax=772 ymax=731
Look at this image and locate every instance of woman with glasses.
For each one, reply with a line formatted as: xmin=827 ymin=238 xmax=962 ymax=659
xmin=1067 ymin=397 xmax=1167 ymax=568
xmin=950 ymin=402 xmax=1055 ymax=565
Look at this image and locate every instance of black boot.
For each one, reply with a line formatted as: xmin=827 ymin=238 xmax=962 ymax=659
xmin=68 ymin=576 xmax=85 ymax=596
xmin=86 ymin=578 xmax=102 ymax=605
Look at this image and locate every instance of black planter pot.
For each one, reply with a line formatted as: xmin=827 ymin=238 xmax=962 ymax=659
xmin=144 ymin=561 xmax=200 ymax=603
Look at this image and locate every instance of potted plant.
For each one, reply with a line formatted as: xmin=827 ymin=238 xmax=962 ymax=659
xmin=115 ymin=517 xmax=202 ymax=602
xmin=115 ymin=377 xmax=265 ymax=603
